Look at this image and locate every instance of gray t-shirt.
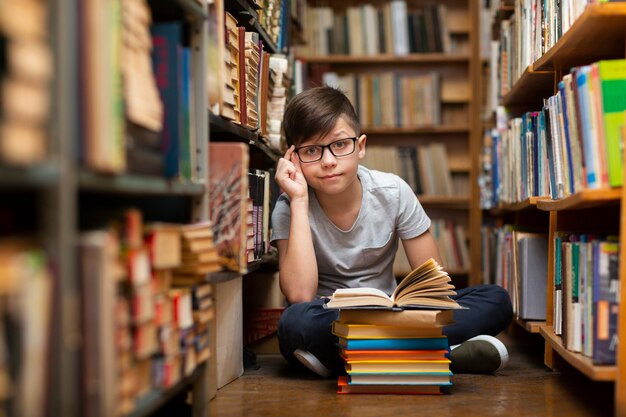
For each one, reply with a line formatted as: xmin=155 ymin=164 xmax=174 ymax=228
xmin=270 ymin=165 xmax=431 ymax=297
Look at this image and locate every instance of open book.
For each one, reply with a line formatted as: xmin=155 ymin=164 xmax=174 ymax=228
xmin=325 ymin=258 xmax=461 ymax=310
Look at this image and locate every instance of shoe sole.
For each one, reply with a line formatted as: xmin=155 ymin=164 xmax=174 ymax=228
xmin=293 ymin=349 xmax=333 ymax=378
xmin=467 ymin=335 xmax=509 ymax=372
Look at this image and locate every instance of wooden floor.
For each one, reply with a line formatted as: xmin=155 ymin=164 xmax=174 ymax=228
xmin=209 ymin=326 xmax=615 ymax=417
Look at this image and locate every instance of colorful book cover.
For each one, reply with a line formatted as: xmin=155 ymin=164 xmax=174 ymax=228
xmin=208 ymin=142 xmax=250 ymax=273
xmin=151 ymin=22 xmax=183 ymax=179
xmin=597 ymin=60 xmax=626 ymax=187
xmin=337 ymin=336 xmax=449 ymax=351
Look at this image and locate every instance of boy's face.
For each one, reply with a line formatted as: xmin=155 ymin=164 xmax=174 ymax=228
xmin=294 ymin=116 xmax=366 ymax=196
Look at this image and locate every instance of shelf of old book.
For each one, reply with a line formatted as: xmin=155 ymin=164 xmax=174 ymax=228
xmin=491 ymin=4 xmax=514 ymax=41
xmin=536 ymin=188 xmax=622 ymax=211
xmin=533 ymin=3 xmax=626 ymax=72
xmin=148 ymin=0 xmax=208 ymax=22
xmin=417 ymin=195 xmax=470 ymax=209
xmin=225 ymin=0 xmax=279 ymax=53
xmin=0 ymin=163 xmax=59 ymax=188
xmin=514 ymin=318 xmax=543 ymax=334
xmin=365 ymin=126 xmax=470 ymax=135
xmin=501 ymin=65 xmax=555 ymax=113
xmin=539 ymin=325 xmax=616 ymax=381
xmin=127 ymin=363 xmax=205 ymax=417
xmin=209 ymin=112 xmax=258 ymax=143
xmin=298 ymin=53 xmax=470 ymax=65
xmin=78 ymin=170 xmax=206 ymax=196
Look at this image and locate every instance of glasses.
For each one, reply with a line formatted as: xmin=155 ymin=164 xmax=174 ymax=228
xmin=294 ymin=137 xmax=358 ymax=163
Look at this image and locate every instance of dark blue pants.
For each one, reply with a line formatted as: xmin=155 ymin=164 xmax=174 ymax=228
xmin=277 ymin=284 xmax=513 ymax=372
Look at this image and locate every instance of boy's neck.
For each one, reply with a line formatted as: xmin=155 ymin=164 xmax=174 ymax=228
xmin=313 ymin=176 xmax=363 ymax=228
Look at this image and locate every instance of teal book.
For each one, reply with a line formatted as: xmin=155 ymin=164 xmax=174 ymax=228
xmin=597 ymin=59 xmax=626 ymax=187
xmin=337 ymin=336 xmax=449 ymax=351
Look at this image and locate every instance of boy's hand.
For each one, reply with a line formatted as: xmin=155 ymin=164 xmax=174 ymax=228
xmin=275 ymin=146 xmax=308 ymax=202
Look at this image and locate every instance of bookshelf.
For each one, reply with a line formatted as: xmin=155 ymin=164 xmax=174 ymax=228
xmin=0 ymin=0 xmax=217 ymax=416
xmin=295 ymin=0 xmax=482 ymax=285
xmin=483 ymin=1 xmax=626 ymax=414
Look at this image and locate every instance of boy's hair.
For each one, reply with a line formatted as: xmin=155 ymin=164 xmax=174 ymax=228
xmin=283 ymin=86 xmax=361 ymax=147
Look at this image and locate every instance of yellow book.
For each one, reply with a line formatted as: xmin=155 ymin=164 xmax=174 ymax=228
xmin=332 ymin=322 xmax=443 ymax=339
xmin=346 ymin=359 xmax=451 ymax=374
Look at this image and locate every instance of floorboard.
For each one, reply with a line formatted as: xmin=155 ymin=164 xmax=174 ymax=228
xmin=209 ymin=327 xmax=614 ymax=417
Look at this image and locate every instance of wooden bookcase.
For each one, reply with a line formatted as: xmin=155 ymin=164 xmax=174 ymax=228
xmin=484 ymin=2 xmax=626 ymax=415
xmin=0 ymin=0 xmax=213 ymax=416
xmin=295 ymin=0 xmax=483 ymax=286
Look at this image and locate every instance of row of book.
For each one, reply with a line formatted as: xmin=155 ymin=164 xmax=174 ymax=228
xmin=361 ymin=144 xmax=470 ymax=198
xmin=553 ymin=233 xmax=619 ymax=365
xmin=80 ymin=211 xmax=217 ymax=416
xmin=298 ymin=2 xmax=456 ymax=57
xmin=0 ymin=242 xmax=52 ymax=417
xmin=481 ymin=59 xmax=626 ymax=206
xmin=394 ymin=219 xmax=470 ymax=276
xmin=481 ymin=226 xmax=549 ymax=321
xmin=480 ymin=224 xmax=620 ymax=365
xmin=208 ymin=2 xmax=291 ymax=153
xmin=82 ymin=0 xmax=199 ymax=181
xmin=208 ymin=142 xmax=279 ymax=274
xmin=317 ymin=71 xmax=444 ymax=129
xmin=491 ymin=0 xmax=593 ymax=100
xmin=0 ymin=0 xmax=52 ymax=166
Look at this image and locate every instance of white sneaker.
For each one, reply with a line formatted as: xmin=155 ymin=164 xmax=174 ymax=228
xmin=293 ymin=349 xmax=332 ymax=378
xmin=450 ymin=335 xmax=509 ymax=374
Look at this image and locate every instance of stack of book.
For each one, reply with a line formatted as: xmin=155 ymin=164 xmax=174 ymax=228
xmin=173 ymin=222 xmax=221 ymax=285
xmin=121 ymin=0 xmax=164 ymax=177
xmin=223 ymin=12 xmax=241 ymax=123
xmin=242 ymin=31 xmax=260 ymax=130
xmin=266 ymin=55 xmax=290 ymax=152
xmin=326 ymin=258 xmax=461 ymax=395
xmin=0 ymin=0 xmax=52 ymax=166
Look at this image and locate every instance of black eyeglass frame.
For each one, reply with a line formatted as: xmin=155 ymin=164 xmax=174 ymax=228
xmin=294 ymin=137 xmax=359 ymax=163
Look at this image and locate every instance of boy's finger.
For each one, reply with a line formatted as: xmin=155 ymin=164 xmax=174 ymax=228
xmin=283 ymin=145 xmax=295 ymax=161
xmin=290 ymin=150 xmax=302 ymax=172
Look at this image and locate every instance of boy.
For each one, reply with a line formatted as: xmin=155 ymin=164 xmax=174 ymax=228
xmin=271 ymin=86 xmax=512 ymax=377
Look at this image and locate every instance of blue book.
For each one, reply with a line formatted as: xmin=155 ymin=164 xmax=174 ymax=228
xmin=338 ymin=336 xmax=449 ymax=351
xmin=530 ymin=112 xmax=540 ymax=196
xmin=558 ymin=81 xmax=575 ymax=193
xmin=180 ymin=47 xmax=192 ymax=181
xmin=592 ymin=241 xmax=620 ymax=364
xmin=521 ymin=114 xmax=528 ymax=199
xmin=151 ymin=22 xmax=184 ymax=179
xmin=575 ymin=66 xmax=597 ymax=188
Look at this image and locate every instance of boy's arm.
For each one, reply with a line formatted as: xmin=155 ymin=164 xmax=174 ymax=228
xmin=274 ymin=147 xmax=319 ymax=304
xmin=401 ymin=230 xmax=443 ymax=269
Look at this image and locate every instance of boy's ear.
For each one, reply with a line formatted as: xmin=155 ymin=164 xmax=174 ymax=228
xmin=357 ymin=134 xmax=366 ymax=159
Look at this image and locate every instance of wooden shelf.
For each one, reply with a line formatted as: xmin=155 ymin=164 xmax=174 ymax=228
xmin=502 ymin=65 xmax=554 ymax=113
xmin=533 ymin=3 xmax=626 ymax=72
xmin=418 ymin=195 xmax=470 ymax=209
xmin=365 ymin=126 xmax=470 ymax=135
xmin=128 ymin=363 xmax=205 ymax=417
xmin=539 ymin=324 xmax=616 ymax=381
xmin=209 ymin=112 xmax=281 ymax=162
xmin=0 ymin=163 xmax=59 ymax=188
xmin=297 ymin=53 xmax=470 ymax=65
xmin=491 ymin=196 xmax=550 ymax=213
xmin=225 ymin=0 xmax=279 ymax=53
xmin=78 ymin=170 xmax=206 ymax=196
xmin=514 ymin=318 xmax=543 ymax=334
xmin=536 ymin=188 xmax=621 ymax=211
